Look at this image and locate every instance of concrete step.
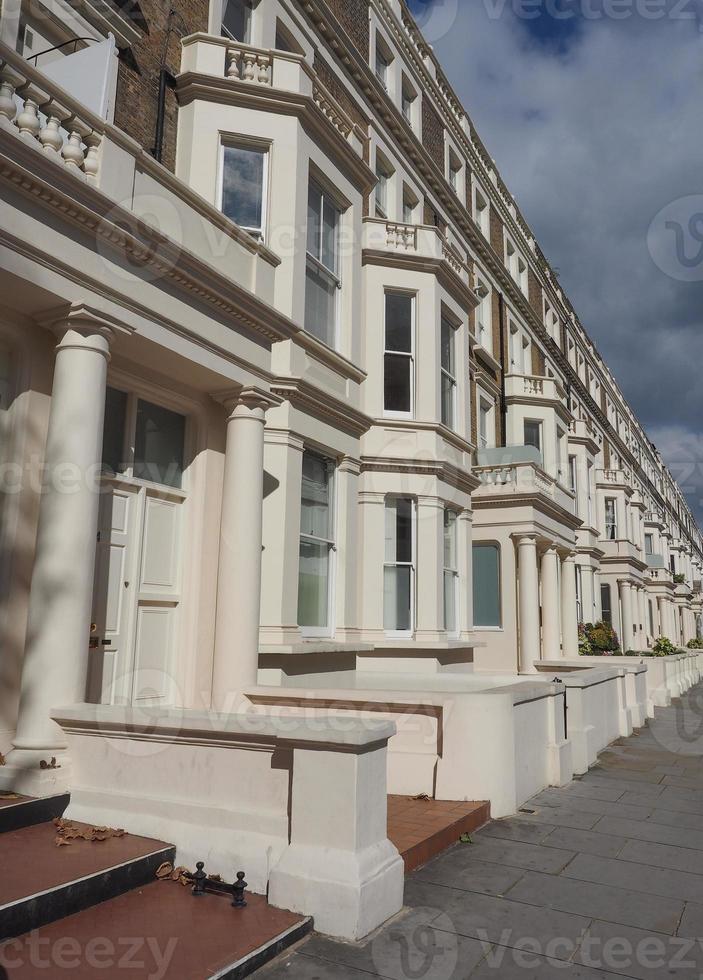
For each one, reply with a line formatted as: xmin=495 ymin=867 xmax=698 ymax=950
xmin=2 ymin=879 xmax=313 ymax=978
xmin=387 ymin=795 xmax=491 ymax=872
xmin=0 ymin=793 xmax=69 ymax=834
xmin=0 ymin=820 xmax=174 ymax=940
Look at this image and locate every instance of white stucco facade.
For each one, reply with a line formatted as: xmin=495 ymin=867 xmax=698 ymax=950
xmin=0 ymin=0 xmax=702 ymax=939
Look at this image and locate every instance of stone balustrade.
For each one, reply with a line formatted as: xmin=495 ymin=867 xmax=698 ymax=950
xmin=0 ymin=51 xmax=103 ymax=184
xmin=225 ymin=44 xmax=272 ymax=84
xmin=504 ymin=373 xmax=567 ymax=405
xmin=473 ymin=459 xmax=575 ymax=511
xmin=362 ymin=217 xmax=471 ymax=285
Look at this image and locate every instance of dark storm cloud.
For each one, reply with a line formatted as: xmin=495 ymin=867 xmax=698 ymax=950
xmin=412 ymin=0 xmax=703 ymax=520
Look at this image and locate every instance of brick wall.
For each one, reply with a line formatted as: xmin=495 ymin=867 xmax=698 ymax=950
xmin=421 ymin=95 xmax=444 ymax=172
xmin=491 ymin=290 xmax=503 ymax=369
xmin=314 ymin=52 xmax=370 ymax=141
xmin=114 ymin=0 xmax=209 ymax=173
xmin=531 ymin=344 xmax=545 ymax=377
xmin=489 ymin=207 xmax=504 ymax=260
xmin=324 ymin=0 xmax=370 ymax=61
xmin=527 ymin=269 xmax=542 ymax=318
xmin=603 ymin=440 xmax=611 ymax=468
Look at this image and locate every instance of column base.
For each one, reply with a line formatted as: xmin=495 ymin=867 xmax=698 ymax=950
xmin=268 ymin=839 xmax=404 ymax=941
xmin=0 ymin=747 xmax=72 ymax=796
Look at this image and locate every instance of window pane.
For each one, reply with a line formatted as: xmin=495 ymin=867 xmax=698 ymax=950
xmin=441 ymin=318 xmax=454 ymax=373
xmin=384 ymin=354 xmax=411 ymax=413
xmin=524 ymin=421 xmax=541 ymax=450
xmin=444 ymin=570 xmax=457 ymax=633
xmin=300 ymin=452 xmax=330 ymax=539
xmin=443 ymin=510 xmax=457 ymax=569
xmin=601 ymin=584 xmax=612 ymax=624
xmin=384 ymin=565 xmax=411 ymax=631
xmin=305 ymin=260 xmax=337 ymax=347
xmin=441 ymin=374 xmax=455 ymax=428
xmin=133 ymin=399 xmax=185 ymax=489
xmin=307 ymin=182 xmax=322 ymax=258
xmin=473 ymin=543 xmax=501 ymax=628
xmin=298 ymin=539 xmax=329 ymax=628
xmin=321 ymin=197 xmax=338 ymax=272
xmin=222 ymin=145 xmax=265 ymax=234
xmin=102 ymin=386 xmax=128 ymax=476
xmin=222 ymin=0 xmax=251 ymax=41
xmin=385 ymin=293 xmax=412 ymax=352
xmin=385 ymin=497 xmax=412 ymax=563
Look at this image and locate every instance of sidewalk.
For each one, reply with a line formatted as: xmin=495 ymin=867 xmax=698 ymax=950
xmin=257 ymin=684 xmax=703 ymax=978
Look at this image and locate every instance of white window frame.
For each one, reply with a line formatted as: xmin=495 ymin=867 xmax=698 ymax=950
xmin=443 ymin=508 xmax=460 ymax=636
xmin=383 ymin=290 xmax=415 ymax=419
xmin=384 ymin=496 xmax=416 ymax=637
xmin=440 ymin=314 xmax=457 ymax=430
xmin=401 ymin=74 xmax=416 ymax=126
xmin=477 ymin=390 xmax=495 ymax=450
xmin=375 ymin=153 xmax=393 ymax=219
xmin=375 ymin=32 xmax=393 ymax=90
xmin=298 ymin=450 xmax=336 ymax=639
xmin=524 ymin=419 xmax=542 ymax=453
xmin=220 ymin=0 xmax=252 ymax=42
xmin=473 ymin=181 xmax=490 ymax=238
xmin=218 ymin=138 xmax=269 ymax=241
xmin=305 ymin=177 xmax=342 ymax=350
xmin=475 ymin=277 xmax=492 ymax=352
xmin=605 ymin=497 xmax=617 ymax=540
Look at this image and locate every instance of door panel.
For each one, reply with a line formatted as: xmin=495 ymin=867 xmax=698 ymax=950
xmin=132 ymin=605 xmax=176 ymax=703
xmin=140 ymin=495 xmax=180 ymax=593
xmin=87 ymin=486 xmax=139 ymax=704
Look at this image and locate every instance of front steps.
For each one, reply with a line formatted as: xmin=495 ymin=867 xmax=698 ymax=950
xmin=0 ymin=795 xmax=312 ymax=978
xmin=387 ymin=795 xmax=491 ymax=872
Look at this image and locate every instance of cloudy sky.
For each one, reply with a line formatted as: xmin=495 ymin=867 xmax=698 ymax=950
xmin=409 ymin=0 xmax=703 ymax=523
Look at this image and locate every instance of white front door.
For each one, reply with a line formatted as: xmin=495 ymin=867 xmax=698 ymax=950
xmin=87 ymin=388 xmax=187 ymax=706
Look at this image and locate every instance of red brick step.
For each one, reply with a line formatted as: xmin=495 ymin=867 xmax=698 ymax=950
xmin=387 ymin=795 xmax=490 ymax=872
xmin=1 ymin=880 xmax=312 ymax=979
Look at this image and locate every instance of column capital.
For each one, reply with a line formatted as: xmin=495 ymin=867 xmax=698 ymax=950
xmin=560 ymin=552 xmax=577 ymax=564
xmin=512 ymin=532 xmax=539 ymax=546
xmin=38 ymin=302 xmax=133 ymax=352
xmin=338 ymin=455 xmax=362 ymax=477
xmin=214 ymin=385 xmax=283 ymax=419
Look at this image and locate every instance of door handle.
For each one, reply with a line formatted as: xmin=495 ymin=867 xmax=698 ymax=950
xmin=101 ymin=639 xmax=111 ymax=646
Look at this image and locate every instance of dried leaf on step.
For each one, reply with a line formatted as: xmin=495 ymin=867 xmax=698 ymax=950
xmin=156 ymin=862 xmax=174 ymax=879
xmin=54 ymin=818 xmax=126 ymax=845
xmin=0 ymin=792 xmax=19 ymax=800
xmin=55 ymin=837 xmax=72 ymax=846
xmin=0 ymin=752 xmax=5 ymax=766
xmin=412 ymin=793 xmax=431 ymax=801
xmin=39 ymin=757 xmax=60 ymax=770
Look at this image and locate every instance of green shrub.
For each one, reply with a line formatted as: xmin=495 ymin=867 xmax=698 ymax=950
xmin=674 ymin=573 xmax=686 ymax=585
xmin=652 ymin=637 xmax=676 ymax=657
xmin=687 ymin=638 xmax=703 ymax=649
xmin=581 ymin=621 xmax=621 ymax=655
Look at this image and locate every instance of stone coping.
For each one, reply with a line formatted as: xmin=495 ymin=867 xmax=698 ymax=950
xmin=51 ymin=704 xmax=396 ymax=750
xmin=536 ymin=659 xmax=648 ymax=676
xmin=531 ymin=664 xmax=629 ymax=687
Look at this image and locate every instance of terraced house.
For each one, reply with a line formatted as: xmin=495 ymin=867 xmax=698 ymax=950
xmin=1 ymin=0 xmax=702 ymax=949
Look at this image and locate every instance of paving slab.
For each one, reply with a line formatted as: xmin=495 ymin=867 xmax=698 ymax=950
xmin=414 ymin=852 xmax=526 ymax=897
xmin=462 ymin=835 xmax=576 ymax=874
xmin=563 ymin=852 xmax=703 ymax=904
xmin=540 ymin=826 xmax=628 ymax=858
xmin=506 ymin=869 xmax=683 ymax=934
xmin=572 ymin=918 xmax=703 ymax=979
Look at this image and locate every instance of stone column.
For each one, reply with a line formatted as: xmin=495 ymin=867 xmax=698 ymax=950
xmin=657 ymin=596 xmax=667 ymax=639
xmin=211 ymin=388 xmax=278 ymax=710
xmin=0 ymin=309 xmax=115 ymax=795
xmin=561 ymin=554 xmax=579 ymax=658
xmin=541 ymin=546 xmax=561 ymax=660
xmin=638 ymin=588 xmax=648 ymax=649
xmin=334 ymin=456 xmax=361 ymax=642
xmin=516 ymin=535 xmax=540 ymax=673
xmin=458 ymin=509 xmax=473 ymax=638
xmin=619 ymin=580 xmax=634 ymax=652
xmin=358 ymin=491 xmax=386 ymax=637
xmin=415 ymin=496 xmax=444 ymax=644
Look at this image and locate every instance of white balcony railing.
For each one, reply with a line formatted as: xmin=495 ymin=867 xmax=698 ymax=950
xmin=473 ymin=459 xmax=575 ymax=513
xmin=362 ymin=218 xmax=471 ymax=286
xmin=504 ymin=374 xmax=567 ymax=404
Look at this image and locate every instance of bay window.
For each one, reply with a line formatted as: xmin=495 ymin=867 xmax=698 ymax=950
xmin=443 ymin=509 xmax=459 ymax=634
xmin=220 ymin=142 xmax=268 ymax=240
xmin=605 ymin=497 xmax=617 ymax=540
xmin=440 ymin=315 xmax=456 ymax=429
xmin=298 ymin=451 xmax=335 ymax=633
xmin=384 ymin=497 xmax=414 ymax=633
xmin=305 ymin=179 xmax=341 ymax=349
xmin=384 ymin=292 xmax=414 ymax=415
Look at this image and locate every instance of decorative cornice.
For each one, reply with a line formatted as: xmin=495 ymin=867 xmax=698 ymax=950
xmin=362 ymin=248 xmax=478 ymax=312
xmin=0 ymin=130 xmax=299 ymax=347
xmin=270 ymin=378 xmax=372 ymax=437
